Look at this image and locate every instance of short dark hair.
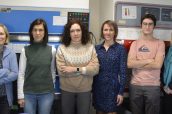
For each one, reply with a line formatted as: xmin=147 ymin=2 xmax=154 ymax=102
xmin=29 ymin=18 xmax=48 ymax=45
xmin=61 ymin=20 xmax=90 ymax=47
xmin=101 ymin=20 xmax=118 ymax=41
xmin=141 ymin=14 xmax=157 ymax=27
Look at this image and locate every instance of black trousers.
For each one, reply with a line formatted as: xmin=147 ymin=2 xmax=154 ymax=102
xmin=129 ymin=84 xmax=160 ymax=114
xmin=0 ymin=96 xmax=10 ymax=114
xmin=163 ymin=93 xmax=172 ymax=114
xmin=61 ymin=90 xmax=91 ymax=114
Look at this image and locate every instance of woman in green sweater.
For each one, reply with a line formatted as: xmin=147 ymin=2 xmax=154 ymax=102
xmin=56 ymin=20 xmax=99 ymax=114
xmin=17 ymin=18 xmax=56 ymax=114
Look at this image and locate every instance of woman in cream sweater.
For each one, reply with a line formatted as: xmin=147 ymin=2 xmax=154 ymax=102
xmin=56 ymin=20 xmax=99 ymax=114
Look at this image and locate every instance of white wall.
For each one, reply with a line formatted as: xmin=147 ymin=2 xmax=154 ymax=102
xmin=100 ymin=0 xmax=114 ymax=25
xmin=0 ymin=0 xmax=89 ymax=9
xmin=89 ymin=0 xmax=114 ymax=42
xmin=89 ymin=0 xmax=100 ymax=42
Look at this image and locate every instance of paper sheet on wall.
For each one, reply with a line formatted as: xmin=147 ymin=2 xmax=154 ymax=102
xmin=122 ymin=6 xmax=137 ymax=19
xmin=117 ymin=28 xmax=172 ymax=41
xmin=117 ymin=28 xmax=140 ymax=40
xmin=53 ymin=16 xmax=67 ymax=26
xmin=154 ymin=29 xmax=172 ymax=41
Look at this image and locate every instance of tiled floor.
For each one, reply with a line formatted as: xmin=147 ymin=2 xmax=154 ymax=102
xmin=52 ymin=95 xmax=132 ymax=114
xmin=90 ymin=106 xmax=132 ymax=114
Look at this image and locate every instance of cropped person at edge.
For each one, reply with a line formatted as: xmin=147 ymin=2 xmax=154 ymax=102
xmin=0 ymin=24 xmax=18 ymax=114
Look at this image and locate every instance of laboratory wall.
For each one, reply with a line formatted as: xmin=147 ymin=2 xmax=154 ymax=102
xmin=0 ymin=0 xmax=89 ymax=53
xmin=89 ymin=0 xmax=172 ymax=42
xmin=0 ymin=0 xmax=89 ymax=9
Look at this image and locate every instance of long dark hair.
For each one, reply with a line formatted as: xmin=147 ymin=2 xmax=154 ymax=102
xmin=61 ymin=20 xmax=90 ymax=47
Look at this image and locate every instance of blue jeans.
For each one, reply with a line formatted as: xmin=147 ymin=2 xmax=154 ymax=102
xmin=24 ymin=93 xmax=54 ymax=114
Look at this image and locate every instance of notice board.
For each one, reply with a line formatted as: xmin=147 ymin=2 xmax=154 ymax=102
xmin=0 ymin=10 xmax=63 ymax=34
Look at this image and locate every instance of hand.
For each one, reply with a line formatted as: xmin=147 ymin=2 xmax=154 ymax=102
xmin=60 ymin=66 xmax=76 ymax=73
xmin=18 ymin=99 xmax=25 ymax=108
xmin=116 ymin=94 xmax=123 ymax=106
xmin=169 ymin=88 xmax=172 ymax=94
xmin=164 ymin=86 xmax=172 ymax=94
xmin=147 ymin=59 xmax=154 ymax=63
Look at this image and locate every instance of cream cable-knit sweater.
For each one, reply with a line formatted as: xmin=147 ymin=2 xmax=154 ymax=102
xmin=56 ymin=43 xmax=99 ymax=92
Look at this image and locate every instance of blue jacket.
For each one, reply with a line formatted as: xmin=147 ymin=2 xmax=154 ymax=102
xmin=0 ymin=46 xmax=18 ymax=106
xmin=163 ymin=46 xmax=172 ymax=87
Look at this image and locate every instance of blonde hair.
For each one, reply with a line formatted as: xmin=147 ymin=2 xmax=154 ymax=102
xmin=0 ymin=24 xmax=9 ymax=44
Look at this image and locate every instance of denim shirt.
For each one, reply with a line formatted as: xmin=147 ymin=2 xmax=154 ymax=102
xmin=164 ymin=46 xmax=172 ymax=87
xmin=0 ymin=46 xmax=18 ymax=106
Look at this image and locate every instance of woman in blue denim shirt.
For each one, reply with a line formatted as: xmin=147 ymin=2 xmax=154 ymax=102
xmin=0 ymin=24 xmax=18 ymax=114
xmin=92 ymin=20 xmax=127 ymax=114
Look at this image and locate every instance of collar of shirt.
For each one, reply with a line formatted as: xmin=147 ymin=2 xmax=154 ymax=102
xmin=97 ymin=41 xmax=117 ymax=50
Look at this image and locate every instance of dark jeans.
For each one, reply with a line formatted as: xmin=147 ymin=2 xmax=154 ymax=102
xmin=0 ymin=96 xmax=10 ymax=114
xmin=61 ymin=90 xmax=91 ymax=114
xmin=129 ymin=84 xmax=160 ymax=114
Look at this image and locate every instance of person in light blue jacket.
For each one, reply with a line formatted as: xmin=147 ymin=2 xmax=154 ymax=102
xmin=0 ymin=24 xmax=18 ymax=114
xmin=163 ymin=45 xmax=172 ymax=114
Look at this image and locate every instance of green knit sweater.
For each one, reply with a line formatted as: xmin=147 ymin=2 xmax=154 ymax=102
xmin=24 ymin=43 xmax=54 ymax=93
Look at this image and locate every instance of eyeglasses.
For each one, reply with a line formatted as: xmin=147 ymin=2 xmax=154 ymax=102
xmin=142 ymin=22 xmax=154 ymax=27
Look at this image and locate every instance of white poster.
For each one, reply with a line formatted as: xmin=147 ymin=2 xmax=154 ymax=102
xmin=122 ymin=6 xmax=137 ymax=19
